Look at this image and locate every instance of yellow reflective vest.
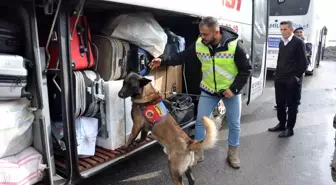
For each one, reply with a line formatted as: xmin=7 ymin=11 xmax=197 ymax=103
xmin=195 ymin=37 xmax=238 ymax=94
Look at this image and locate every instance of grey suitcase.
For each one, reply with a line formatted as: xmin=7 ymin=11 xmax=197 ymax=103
xmin=0 ymin=54 xmax=31 ymax=100
xmin=91 ymin=35 xmax=129 ymax=81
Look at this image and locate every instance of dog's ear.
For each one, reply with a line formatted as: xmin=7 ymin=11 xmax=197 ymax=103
xmin=139 ymin=77 xmax=152 ymax=87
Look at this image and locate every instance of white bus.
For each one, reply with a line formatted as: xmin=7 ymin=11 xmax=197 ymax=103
xmin=1 ymin=0 xmax=269 ymax=184
xmin=266 ymin=0 xmax=325 ymax=76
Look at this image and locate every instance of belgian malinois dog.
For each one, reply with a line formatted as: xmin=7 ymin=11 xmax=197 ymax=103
xmin=118 ymin=72 xmax=218 ymax=185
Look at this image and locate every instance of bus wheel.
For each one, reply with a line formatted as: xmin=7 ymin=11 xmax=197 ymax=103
xmin=212 ymin=100 xmax=226 ymax=130
xmin=305 ymin=70 xmax=314 ymax=76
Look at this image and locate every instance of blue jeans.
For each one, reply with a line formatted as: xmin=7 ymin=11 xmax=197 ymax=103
xmin=195 ymin=91 xmax=242 ymax=147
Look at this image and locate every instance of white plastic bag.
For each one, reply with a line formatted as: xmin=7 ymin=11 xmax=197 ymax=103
xmin=0 ymin=98 xmax=34 ymax=158
xmin=75 ymin=117 xmax=99 ymax=158
xmin=102 ymin=12 xmax=168 ymax=58
xmin=53 ymin=117 xmax=98 ymax=158
xmin=0 ymin=147 xmax=46 ymax=185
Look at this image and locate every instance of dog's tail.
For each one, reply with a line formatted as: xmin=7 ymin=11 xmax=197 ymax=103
xmin=188 ymin=116 xmax=218 ymax=151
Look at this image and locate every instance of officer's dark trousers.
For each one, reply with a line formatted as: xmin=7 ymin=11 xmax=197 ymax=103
xmin=275 ymin=78 xmax=302 ymax=128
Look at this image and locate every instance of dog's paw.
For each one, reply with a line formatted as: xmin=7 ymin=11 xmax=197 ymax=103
xmin=120 ymin=145 xmax=130 ymax=152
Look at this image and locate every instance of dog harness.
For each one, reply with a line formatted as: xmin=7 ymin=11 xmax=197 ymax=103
xmin=140 ymin=101 xmax=169 ymax=125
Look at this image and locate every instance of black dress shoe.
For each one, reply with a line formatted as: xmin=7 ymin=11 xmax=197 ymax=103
xmin=268 ymin=123 xmax=286 ymax=132
xmin=279 ymin=128 xmax=294 ymax=138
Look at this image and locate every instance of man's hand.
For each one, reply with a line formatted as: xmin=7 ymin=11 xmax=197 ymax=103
xmin=223 ymin=89 xmax=234 ymax=98
xmin=149 ymin=58 xmax=162 ymax=69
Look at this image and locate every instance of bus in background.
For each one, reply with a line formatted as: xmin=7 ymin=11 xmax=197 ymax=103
xmin=266 ymin=0 xmax=325 ymax=76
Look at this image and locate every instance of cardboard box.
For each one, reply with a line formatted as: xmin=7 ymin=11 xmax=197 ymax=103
xmin=146 ymin=66 xmax=182 ymax=98
xmin=166 ymin=66 xmax=182 ymax=98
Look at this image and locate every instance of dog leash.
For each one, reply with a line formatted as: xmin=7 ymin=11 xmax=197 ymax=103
xmin=157 ymin=90 xmax=222 ymax=99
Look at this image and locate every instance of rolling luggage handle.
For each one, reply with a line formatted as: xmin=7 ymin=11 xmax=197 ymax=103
xmin=81 ymin=16 xmax=92 ymax=69
xmin=84 ymin=72 xmax=101 ymax=117
xmin=94 ymin=79 xmax=108 ymax=139
xmin=76 ymin=22 xmax=86 ymax=57
xmin=119 ymin=42 xmax=127 ymax=78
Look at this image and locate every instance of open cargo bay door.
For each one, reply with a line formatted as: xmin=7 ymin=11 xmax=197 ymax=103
xmin=246 ymin=0 xmax=270 ymax=105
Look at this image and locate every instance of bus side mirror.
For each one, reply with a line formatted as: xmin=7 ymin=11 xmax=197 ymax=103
xmin=277 ymin=0 xmax=285 ymax=4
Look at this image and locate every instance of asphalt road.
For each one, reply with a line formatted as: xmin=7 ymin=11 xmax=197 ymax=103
xmin=83 ymin=60 xmax=336 ymax=185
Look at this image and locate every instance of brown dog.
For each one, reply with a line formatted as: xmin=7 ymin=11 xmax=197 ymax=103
xmin=118 ymin=72 xmax=218 ymax=185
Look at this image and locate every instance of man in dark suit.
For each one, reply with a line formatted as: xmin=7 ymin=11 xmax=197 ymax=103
xmin=268 ymin=21 xmax=308 ymax=138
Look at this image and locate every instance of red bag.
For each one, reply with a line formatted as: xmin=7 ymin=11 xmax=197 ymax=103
xmin=48 ymin=15 xmax=95 ymax=70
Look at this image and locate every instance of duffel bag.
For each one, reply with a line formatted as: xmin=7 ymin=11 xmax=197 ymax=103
xmin=163 ymin=94 xmax=195 ymax=126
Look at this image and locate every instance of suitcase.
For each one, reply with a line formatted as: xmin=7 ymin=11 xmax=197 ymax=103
xmin=0 ymin=54 xmax=32 ymax=100
xmin=91 ymin=35 xmax=129 ymax=81
xmin=48 ymin=70 xmax=105 ymax=121
xmin=0 ymin=19 xmax=22 ymax=55
xmin=48 ymin=15 xmax=95 ymax=70
xmin=127 ymin=45 xmax=153 ymax=76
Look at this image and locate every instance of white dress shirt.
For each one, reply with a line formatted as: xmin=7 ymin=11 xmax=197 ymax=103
xmin=282 ymin=33 xmax=294 ymax=46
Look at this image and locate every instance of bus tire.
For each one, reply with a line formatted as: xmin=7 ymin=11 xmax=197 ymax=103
xmin=305 ymin=70 xmax=314 ymax=76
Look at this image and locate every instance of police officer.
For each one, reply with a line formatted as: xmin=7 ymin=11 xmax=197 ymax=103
xmin=294 ymin=26 xmax=312 ymax=65
xmin=294 ymin=27 xmax=305 ymax=39
xmin=149 ymin=16 xmax=252 ymax=169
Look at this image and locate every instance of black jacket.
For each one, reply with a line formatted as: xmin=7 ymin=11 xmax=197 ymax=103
xmin=160 ymin=26 xmax=252 ymax=95
xmin=275 ymin=35 xmax=308 ymax=81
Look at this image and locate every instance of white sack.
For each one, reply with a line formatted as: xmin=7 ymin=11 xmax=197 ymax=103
xmin=102 ymin=12 xmax=168 ymax=58
xmin=0 ymin=146 xmax=46 ymax=185
xmin=0 ymin=98 xmax=34 ymax=158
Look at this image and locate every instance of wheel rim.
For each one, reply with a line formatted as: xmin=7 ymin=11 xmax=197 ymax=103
xmin=217 ymin=100 xmax=226 ymax=115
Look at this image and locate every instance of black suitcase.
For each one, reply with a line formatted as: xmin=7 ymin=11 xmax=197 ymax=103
xmin=0 ymin=19 xmax=22 ymax=54
xmin=127 ymin=45 xmax=153 ymax=76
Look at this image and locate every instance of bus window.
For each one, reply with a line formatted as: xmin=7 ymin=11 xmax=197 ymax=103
xmin=270 ymin=0 xmax=311 ymax=16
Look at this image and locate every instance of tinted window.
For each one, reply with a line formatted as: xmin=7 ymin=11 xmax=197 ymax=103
xmin=270 ymin=0 xmax=311 ymax=16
